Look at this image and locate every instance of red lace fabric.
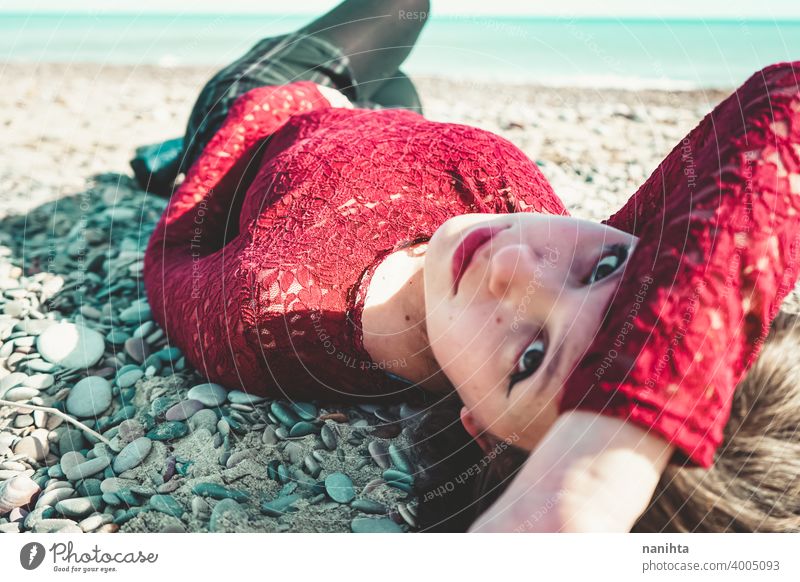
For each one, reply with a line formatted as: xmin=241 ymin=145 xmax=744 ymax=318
xmin=143 ymin=80 xmax=567 ymax=405
xmin=559 ymin=62 xmax=800 ymax=467
xmin=144 ymin=63 xmax=800 ymax=469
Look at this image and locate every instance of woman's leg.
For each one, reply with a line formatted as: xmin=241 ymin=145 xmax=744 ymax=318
xmin=368 ymin=68 xmax=424 ymax=113
xmin=297 ymin=0 xmax=430 ymax=103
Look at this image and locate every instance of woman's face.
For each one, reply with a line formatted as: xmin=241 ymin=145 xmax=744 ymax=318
xmin=423 ymin=212 xmax=639 ymax=452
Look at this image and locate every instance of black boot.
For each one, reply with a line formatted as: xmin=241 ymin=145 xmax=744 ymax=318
xmin=129 ymin=136 xmax=185 ymax=198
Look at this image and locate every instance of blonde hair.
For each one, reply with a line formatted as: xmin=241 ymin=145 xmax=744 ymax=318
xmin=632 ymin=308 xmax=800 ymax=532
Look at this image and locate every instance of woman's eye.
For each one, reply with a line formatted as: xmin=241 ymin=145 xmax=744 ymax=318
xmin=587 ymin=243 xmax=629 ymax=284
xmin=508 ymin=337 xmax=546 ymax=393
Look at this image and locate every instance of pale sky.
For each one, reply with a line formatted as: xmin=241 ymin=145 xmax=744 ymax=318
xmin=2 ymin=0 xmax=800 ymax=19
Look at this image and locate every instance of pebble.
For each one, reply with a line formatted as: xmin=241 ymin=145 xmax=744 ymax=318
xmin=64 ymin=457 xmax=110 ymax=481
xmin=149 ymin=494 xmax=184 ymax=518
xmin=112 ymin=437 xmax=152 ymax=473
xmin=13 ymin=429 xmax=50 ymax=462
xmin=165 ymin=399 xmax=204 ymax=421
xmin=320 ymin=425 xmax=337 ymax=450
xmin=291 ymin=402 xmax=318 ymax=421
xmin=351 ymin=517 xmax=403 ymax=533
xmin=4 ymin=386 xmax=39 ymax=402
xmin=79 ymin=513 xmax=113 ymax=532
xmin=289 ymin=421 xmax=317 ymax=437
xmin=261 ymin=426 xmax=277 ymax=445
xmin=188 ymin=409 xmax=218 ymax=433
xmin=116 ymin=368 xmax=144 ymax=389
xmin=65 ymin=375 xmax=113 ymax=418
xmin=59 ymin=451 xmax=87 ymax=476
xmin=226 ymin=390 xmax=265 ymax=405
xmin=388 ymin=443 xmax=414 ymax=473
xmin=36 ymin=322 xmax=105 ymax=369
xmin=191 ymin=482 xmax=249 ymax=502
xmin=270 ymin=402 xmax=300 ymax=428
xmin=25 ymin=373 xmax=54 ymax=390
xmin=119 ymin=303 xmax=152 ymax=324
xmin=209 ymin=498 xmax=248 ymax=532
xmin=351 ymin=498 xmax=387 ymax=514
xmin=55 ymin=496 xmax=104 ymax=519
xmin=260 ymin=494 xmax=300 ymax=517
xmin=187 ymin=383 xmax=227 ymax=407
xmin=324 ymin=472 xmax=355 ymax=504
xmin=146 ymin=421 xmax=188 ymax=441
xmin=124 ymin=337 xmax=150 ymax=364
xmin=368 ymin=441 xmax=391 ymax=470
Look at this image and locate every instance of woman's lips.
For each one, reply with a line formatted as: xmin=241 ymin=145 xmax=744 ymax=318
xmin=451 ymin=224 xmax=511 ymax=295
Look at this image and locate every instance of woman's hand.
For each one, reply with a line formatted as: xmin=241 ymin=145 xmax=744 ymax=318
xmin=468 ymin=410 xmax=676 ymax=532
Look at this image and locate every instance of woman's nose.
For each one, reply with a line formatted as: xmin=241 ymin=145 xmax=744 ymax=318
xmin=487 ymin=243 xmax=552 ymax=301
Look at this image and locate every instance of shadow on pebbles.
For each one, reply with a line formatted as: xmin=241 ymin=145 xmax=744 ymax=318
xmin=0 ymin=178 xmax=424 ymax=533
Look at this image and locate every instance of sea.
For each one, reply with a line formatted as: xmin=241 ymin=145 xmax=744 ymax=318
xmin=2 ymin=13 xmax=800 ymax=89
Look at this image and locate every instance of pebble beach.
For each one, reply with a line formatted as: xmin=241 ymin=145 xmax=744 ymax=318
xmin=1 ymin=61 xmax=798 ymax=534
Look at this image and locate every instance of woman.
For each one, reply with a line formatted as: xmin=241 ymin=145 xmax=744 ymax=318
xmin=142 ymin=0 xmax=800 ymax=531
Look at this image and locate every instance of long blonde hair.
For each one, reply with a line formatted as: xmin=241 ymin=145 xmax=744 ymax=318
xmin=413 ymin=308 xmax=800 ymax=532
xmin=632 ymin=308 xmax=800 ymax=532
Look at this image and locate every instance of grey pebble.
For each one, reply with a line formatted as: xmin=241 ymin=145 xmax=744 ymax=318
xmin=66 ymin=376 xmax=112 ymax=418
xmin=65 ymin=456 xmax=110 ymax=481
xmin=324 ymin=472 xmax=355 ymax=504
xmin=187 ymin=383 xmax=227 ymax=407
xmin=209 ymin=498 xmax=248 ymax=532
xmin=165 ymin=399 xmax=205 ymax=421
xmin=112 ymin=437 xmax=153 ymax=473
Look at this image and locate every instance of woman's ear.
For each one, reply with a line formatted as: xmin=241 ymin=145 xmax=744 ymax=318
xmin=460 ymin=406 xmax=499 ymax=457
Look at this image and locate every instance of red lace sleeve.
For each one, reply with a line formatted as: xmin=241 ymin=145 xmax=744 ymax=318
xmin=558 ymin=61 xmax=800 ymax=468
xmin=143 ymin=81 xmax=339 ymax=388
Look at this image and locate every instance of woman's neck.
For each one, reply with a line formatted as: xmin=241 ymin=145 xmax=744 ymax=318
xmin=360 ymin=242 xmax=452 ymax=393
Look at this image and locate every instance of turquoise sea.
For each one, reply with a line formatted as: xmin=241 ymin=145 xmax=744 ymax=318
xmin=2 ymin=13 xmax=800 ymax=89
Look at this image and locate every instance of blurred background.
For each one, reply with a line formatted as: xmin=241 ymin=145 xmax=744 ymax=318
xmin=3 ymin=0 xmax=800 ymax=89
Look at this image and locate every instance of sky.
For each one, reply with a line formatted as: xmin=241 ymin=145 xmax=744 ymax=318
xmin=2 ymin=0 xmax=800 ymax=20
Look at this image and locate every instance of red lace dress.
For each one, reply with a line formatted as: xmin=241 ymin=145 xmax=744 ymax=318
xmin=144 ymin=63 xmax=800 ymax=469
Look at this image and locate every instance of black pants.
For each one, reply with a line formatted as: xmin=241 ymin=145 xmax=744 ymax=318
xmin=179 ymin=0 xmax=430 ymax=177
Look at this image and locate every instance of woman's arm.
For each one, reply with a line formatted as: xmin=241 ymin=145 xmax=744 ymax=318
xmin=558 ymin=61 xmax=800 ymax=469
xmin=472 ymin=61 xmax=800 ymax=532
xmin=143 ymin=81 xmax=346 ymax=388
xmin=469 ymin=411 xmax=674 ymax=532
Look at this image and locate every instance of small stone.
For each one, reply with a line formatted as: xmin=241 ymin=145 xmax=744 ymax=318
xmin=124 ymin=337 xmax=150 ymax=364
xmin=112 ymin=437 xmax=153 ymax=473
xmin=188 ymin=409 xmax=218 ymax=433
xmin=291 ymin=402 xmax=318 ymax=421
xmin=261 ymin=426 xmax=277 ymax=445
xmin=289 ymin=421 xmax=317 ymax=437
xmin=320 ymin=425 xmax=337 ymax=450
xmin=368 ymin=441 xmax=391 ymax=470
xmin=283 ymin=442 xmax=304 ymax=465
xmin=37 ymin=322 xmax=105 ymax=369
xmin=65 ymin=457 xmax=111 ymax=481
xmin=351 ymin=517 xmax=403 ymax=533
xmin=191 ymin=482 xmax=249 ymax=502
xmin=119 ymin=303 xmax=152 ymax=324
xmin=24 ymin=373 xmax=54 ymax=390
xmin=351 ymin=498 xmax=388 ymax=514
xmin=146 ymin=421 xmax=189 ymax=441
xmin=116 ymin=369 xmax=144 ymax=389
xmin=13 ymin=428 xmax=50 ymax=462
xmin=226 ymin=390 xmax=265 ymax=405
xmin=388 ymin=443 xmax=413 ymax=473
xmin=209 ymin=498 xmax=248 ymax=532
xmin=187 ymin=383 xmax=227 ymax=407
xmin=59 ymin=451 xmax=86 ymax=476
xmin=260 ymin=494 xmax=300 ymax=517
xmin=55 ymin=496 xmax=104 ymax=519
xmin=66 ymin=376 xmax=112 ymax=418
xmin=270 ymin=402 xmax=300 ymax=428
xmin=165 ymin=399 xmax=204 ymax=421
xmin=324 ymin=472 xmax=355 ymax=504
xmin=149 ymin=494 xmax=184 ymax=518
